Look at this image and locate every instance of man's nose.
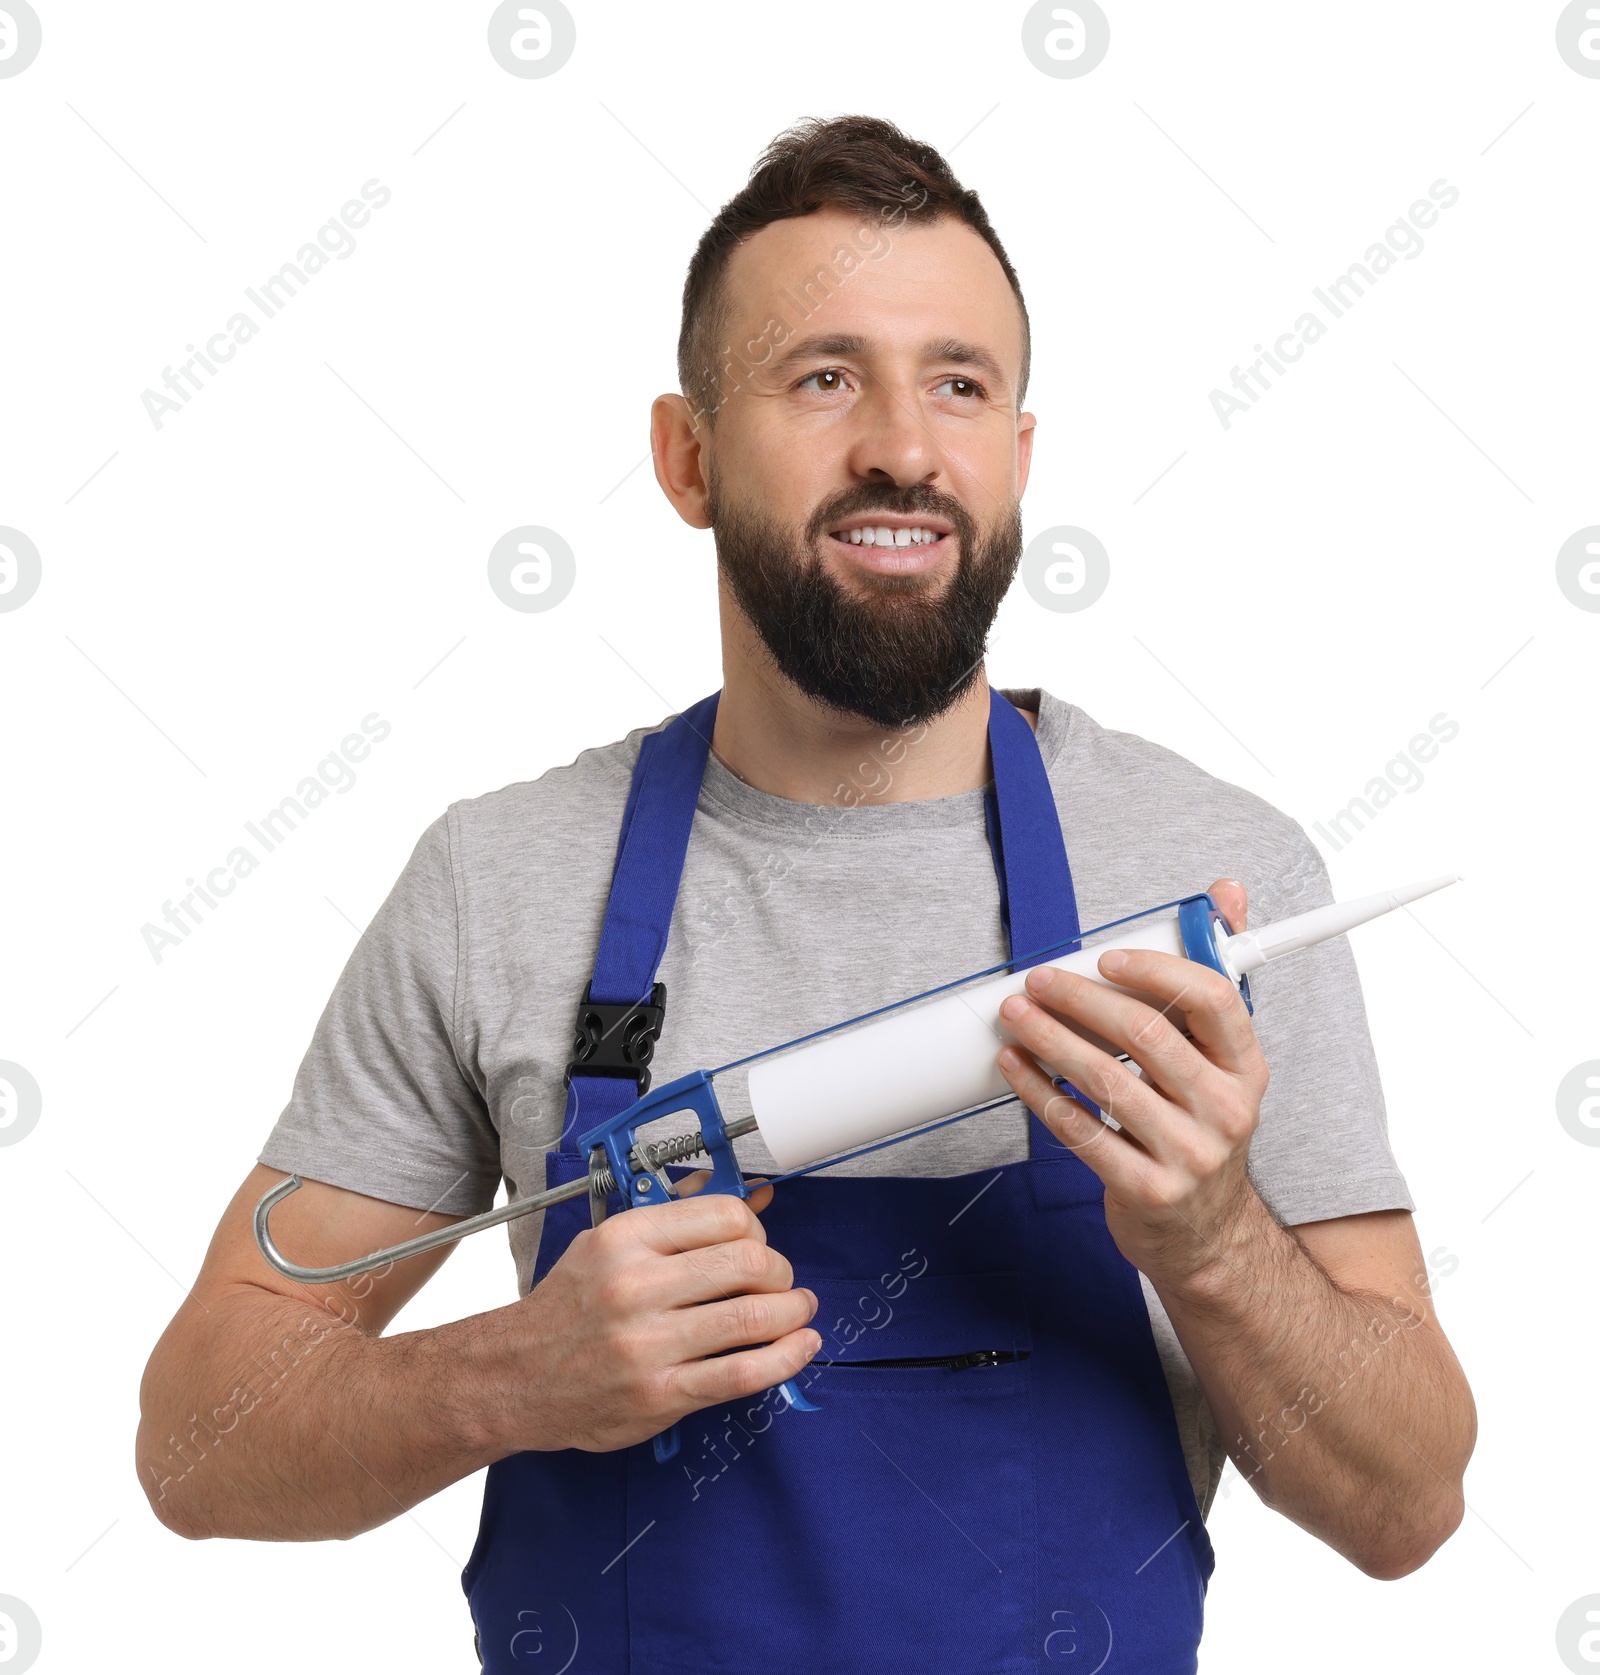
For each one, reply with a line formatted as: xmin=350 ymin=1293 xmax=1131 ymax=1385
xmin=842 ymin=381 xmax=940 ymax=488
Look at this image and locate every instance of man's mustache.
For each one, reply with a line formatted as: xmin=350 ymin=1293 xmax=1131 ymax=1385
xmin=803 ymin=484 xmax=974 ymax=546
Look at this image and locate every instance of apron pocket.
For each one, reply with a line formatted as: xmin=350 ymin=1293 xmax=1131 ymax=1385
xmin=623 ymin=1270 xmax=1037 ymax=1675
xmin=806 ymin=1268 xmax=1032 ymax=1366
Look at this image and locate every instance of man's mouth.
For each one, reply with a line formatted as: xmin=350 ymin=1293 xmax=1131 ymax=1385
xmin=827 ymin=514 xmax=953 ymax=551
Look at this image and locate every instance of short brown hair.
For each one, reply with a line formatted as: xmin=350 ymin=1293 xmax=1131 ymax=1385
xmin=678 ymin=115 xmax=1030 ymax=423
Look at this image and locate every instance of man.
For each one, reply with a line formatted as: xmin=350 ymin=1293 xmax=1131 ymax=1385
xmin=138 ymin=116 xmax=1475 ymax=1671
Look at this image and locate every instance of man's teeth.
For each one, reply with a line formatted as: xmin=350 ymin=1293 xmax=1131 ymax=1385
xmin=842 ymin=526 xmax=941 ymax=547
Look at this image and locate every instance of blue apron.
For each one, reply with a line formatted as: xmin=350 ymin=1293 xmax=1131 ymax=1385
xmin=464 ymin=691 xmax=1213 ymax=1672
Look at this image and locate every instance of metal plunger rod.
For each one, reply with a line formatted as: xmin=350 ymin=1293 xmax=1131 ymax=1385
xmin=253 ymin=1116 xmax=759 ymax=1285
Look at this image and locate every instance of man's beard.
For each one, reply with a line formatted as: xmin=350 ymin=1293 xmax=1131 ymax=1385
xmin=709 ymin=479 xmax=1023 ymax=729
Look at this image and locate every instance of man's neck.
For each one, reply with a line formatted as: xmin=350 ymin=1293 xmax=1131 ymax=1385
xmin=710 ymin=589 xmax=1022 ymax=805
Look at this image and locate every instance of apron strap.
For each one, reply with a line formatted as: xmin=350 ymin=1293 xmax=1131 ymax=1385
xmin=983 ymin=690 xmax=1084 ymax=1158
xmin=559 ymin=693 xmax=720 ymax=1157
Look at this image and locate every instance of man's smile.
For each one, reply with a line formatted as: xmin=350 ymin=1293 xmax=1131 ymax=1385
xmin=826 ymin=512 xmax=954 ymax=575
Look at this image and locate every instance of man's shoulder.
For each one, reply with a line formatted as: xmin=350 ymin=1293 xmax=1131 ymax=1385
xmin=445 ymin=715 xmax=668 ymax=851
xmin=1035 ymin=690 xmax=1321 ymax=899
xmin=402 ymin=717 xmax=683 ymax=927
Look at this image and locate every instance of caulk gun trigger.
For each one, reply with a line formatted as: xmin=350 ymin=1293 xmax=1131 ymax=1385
xmin=654 ymin=1424 xmax=682 ymax=1464
xmin=777 ymin=1377 xmax=821 ymax=1413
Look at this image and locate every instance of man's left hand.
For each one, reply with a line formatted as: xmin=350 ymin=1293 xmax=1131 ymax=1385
xmin=996 ymin=877 xmax=1272 ymax=1286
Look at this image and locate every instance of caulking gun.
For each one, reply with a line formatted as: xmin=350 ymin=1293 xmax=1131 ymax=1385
xmin=254 ymin=873 xmax=1458 ymax=1458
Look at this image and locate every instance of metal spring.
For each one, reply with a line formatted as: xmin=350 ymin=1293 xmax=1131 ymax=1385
xmin=626 ymin=1128 xmax=712 ymax=1177
xmin=583 ymin=1130 xmax=710 ymax=1200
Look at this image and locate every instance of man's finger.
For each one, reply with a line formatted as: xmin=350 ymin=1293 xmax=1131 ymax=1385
xmin=999 ymin=991 xmax=1172 ymax=1147
xmin=997 ymin=1046 xmax=1141 ymax=1178
xmin=674 ymin=1284 xmax=819 ymax=1360
xmin=1208 ymin=876 xmax=1248 ymax=932
xmin=615 ymin=1190 xmax=768 ymax=1257
xmin=672 ymin=1328 xmax=823 ymax=1412
xmin=1017 ymin=964 xmax=1212 ymax=1102
xmin=1094 ymin=948 xmax=1261 ymax=1074
xmin=650 ymin=1238 xmax=797 ymax=1309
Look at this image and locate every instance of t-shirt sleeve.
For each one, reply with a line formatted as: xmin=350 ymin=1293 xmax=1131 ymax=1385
xmin=1242 ymin=824 xmax=1415 ymax=1227
xmin=258 ymin=812 xmax=502 ymax=1217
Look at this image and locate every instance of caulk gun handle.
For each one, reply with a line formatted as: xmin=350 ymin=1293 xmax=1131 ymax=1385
xmin=577 ymin=1073 xmax=821 ymax=1464
xmin=777 ymin=1377 xmax=820 ymax=1414
xmin=653 ymin=1423 xmax=683 ymax=1463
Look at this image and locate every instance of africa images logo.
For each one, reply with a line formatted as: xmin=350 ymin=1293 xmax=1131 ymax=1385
xmin=487 ymin=0 xmax=577 ymax=77
xmin=0 ymin=1 xmax=43 ymax=77
xmin=0 ymin=526 xmax=42 ymax=612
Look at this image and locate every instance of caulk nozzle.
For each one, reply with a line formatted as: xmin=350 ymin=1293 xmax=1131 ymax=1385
xmin=1218 ymin=874 xmax=1462 ymax=978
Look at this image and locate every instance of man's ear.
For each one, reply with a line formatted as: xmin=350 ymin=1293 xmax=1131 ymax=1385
xmin=651 ymin=394 xmax=712 ymax=529
xmin=1015 ymin=408 xmax=1037 ymax=500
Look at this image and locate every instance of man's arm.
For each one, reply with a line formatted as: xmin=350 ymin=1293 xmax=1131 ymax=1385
xmin=137 ymin=1165 xmax=820 ymax=1541
xmin=1167 ymin=1203 xmax=1473 ymax=1576
xmin=995 ymin=881 xmax=1475 ymax=1579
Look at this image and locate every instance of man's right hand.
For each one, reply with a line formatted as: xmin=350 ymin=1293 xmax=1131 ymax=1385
xmin=486 ymin=1181 xmax=821 ymax=1454
xmin=136 ymin=1165 xmax=819 ymax=1541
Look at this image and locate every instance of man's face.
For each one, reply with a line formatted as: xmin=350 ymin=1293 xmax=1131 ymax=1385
xmin=686 ymin=208 xmax=1035 ymax=727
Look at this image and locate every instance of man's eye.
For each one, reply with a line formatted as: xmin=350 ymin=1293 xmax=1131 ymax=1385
xmin=800 ymin=368 xmax=847 ymax=392
xmin=935 ymin=376 xmax=983 ymax=399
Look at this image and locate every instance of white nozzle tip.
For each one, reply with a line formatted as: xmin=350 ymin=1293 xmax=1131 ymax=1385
xmin=1384 ymin=874 xmax=1463 ymax=906
xmin=1217 ymin=871 xmax=1461 ymax=977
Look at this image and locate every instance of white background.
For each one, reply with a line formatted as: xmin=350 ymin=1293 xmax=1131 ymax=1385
xmin=2 ymin=2 xmax=1596 ymax=1670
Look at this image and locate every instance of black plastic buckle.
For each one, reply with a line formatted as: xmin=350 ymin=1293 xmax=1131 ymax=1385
xmin=565 ymin=981 xmax=666 ymax=1092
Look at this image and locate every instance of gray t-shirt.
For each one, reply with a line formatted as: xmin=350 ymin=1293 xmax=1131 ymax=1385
xmin=261 ymin=689 xmax=1413 ymax=1512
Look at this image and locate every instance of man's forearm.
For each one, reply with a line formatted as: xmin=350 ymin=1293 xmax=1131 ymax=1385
xmin=136 ymin=1287 xmax=504 ymax=1541
xmin=1152 ymin=1195 xmax=1475 ymax=1578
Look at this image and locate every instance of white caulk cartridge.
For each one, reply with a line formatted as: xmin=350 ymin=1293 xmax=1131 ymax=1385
xmin=748 ymin=876 xmax=1461 ymax=1171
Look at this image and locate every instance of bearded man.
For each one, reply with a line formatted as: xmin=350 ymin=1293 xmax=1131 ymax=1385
xmin=138 ymin=116 xmax=1473 ymax=1674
